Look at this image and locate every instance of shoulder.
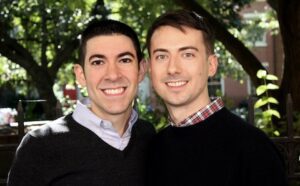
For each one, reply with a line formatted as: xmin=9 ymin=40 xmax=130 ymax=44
xmin=16 ymin=114 xmax=71 ymax=146
xmin=215 ymin=108 xmax=274 ymax=143
xmin=15 ymin=114 xmax=78 ymax=157
xmin=216 ymin=108 xmax=283 ymax=161
xmin=134 ymin=118 xmax=156 ymax=136
xmin=28 ymin=114 xmax=74 ymax=138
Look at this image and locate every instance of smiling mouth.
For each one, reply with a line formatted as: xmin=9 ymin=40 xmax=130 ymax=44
xmin=102 ymin=87 xmax=126 ymax=95
xmin=166 ymin=81 xmax=187 ymax=87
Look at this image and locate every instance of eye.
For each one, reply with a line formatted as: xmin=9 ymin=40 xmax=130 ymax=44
xmin=182 ymin=52 xmax=195 ymax=58
xmin=155 ymin=54 xmax=168 ymax=61
xmin=91 ymin=59 xmax=104 ymax=65
xmin=119 ymin=58 xmax=133 ymax=63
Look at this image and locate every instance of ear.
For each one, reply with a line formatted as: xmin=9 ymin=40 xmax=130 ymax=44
xmin=208 ymin=54 xmax=218 ymax=77
xmin=138 ymin=59 xmax=147 ymax=82
xmin=73 ymin=64 xmax=86 ymax=87
xmin=147 ymin=58 xmax=151 ymax=74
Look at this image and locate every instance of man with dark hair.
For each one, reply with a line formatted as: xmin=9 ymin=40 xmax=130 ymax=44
xmin=146 ymin=9 xmax=287 ymax=186
xmin=8 ymin=19 xmax=155 ymax=185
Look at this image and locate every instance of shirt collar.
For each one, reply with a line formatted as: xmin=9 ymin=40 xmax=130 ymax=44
xmin=72 ymin=98 xmax=138 ymax=137
xmin=169 ymin=97 xmax=224 ymax=127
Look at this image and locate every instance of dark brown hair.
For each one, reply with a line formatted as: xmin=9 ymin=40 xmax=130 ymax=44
xmin=146 ymin=9 xmax=215 ymax=55
xmin=78 ymin=19 xmax=143 ymax=67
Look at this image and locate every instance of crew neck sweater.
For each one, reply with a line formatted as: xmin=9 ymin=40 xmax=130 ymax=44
xmin=147 ymin=107 xmax=287 ymax=186
xmin=8 ymin=114 xmax=155 ymax=186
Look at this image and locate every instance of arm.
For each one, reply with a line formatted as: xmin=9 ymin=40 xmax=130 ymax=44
xmin=241 ymin=130 xmax=288 ymax=186
xmin=7 ymin=134 xmax=46 ymax=186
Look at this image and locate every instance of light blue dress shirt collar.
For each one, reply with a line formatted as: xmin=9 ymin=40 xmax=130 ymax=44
xmin=72 ymin=99 xmax=138 ymax=150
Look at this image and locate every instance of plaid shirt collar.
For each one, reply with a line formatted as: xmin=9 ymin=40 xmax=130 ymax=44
xmin=169 ymin=97 xmax=224 ymax=127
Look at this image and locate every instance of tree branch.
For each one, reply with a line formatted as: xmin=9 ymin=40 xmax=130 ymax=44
xmin=0 ymin=30 xmax=40 ymax=74
xmin=50 ymin=37 xmax=79 ymax=77
xmin=40 ymin=0 xmax=48 ymax=68
xmin=50 ymin=0 xmax=109 ymax=78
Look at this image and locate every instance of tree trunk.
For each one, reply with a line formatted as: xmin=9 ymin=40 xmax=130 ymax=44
xmin=30 ymin=67 xmax=58 ymax=120
xmin=276 ymin=0 xmax=300 ymax=113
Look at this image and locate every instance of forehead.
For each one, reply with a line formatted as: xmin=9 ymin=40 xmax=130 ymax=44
xmin=150 ymin=26 xmax=204 ymax=51
xmin=86 ymin=34 xmax=136 ymax=56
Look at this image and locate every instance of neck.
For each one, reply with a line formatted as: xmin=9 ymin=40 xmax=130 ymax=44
xmin=90 ymin=106 xmax=132 ymax=137
xmin=167 ymin=96 xmax=211 ymax=124
xmin=109 ymin=111 xmax=132 ymax=136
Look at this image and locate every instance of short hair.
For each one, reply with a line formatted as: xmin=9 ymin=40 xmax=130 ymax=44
xmin=78 ymin=19 xmax=143 ymax=67
xmin=146 ymin=9 xmax=215 ymax=55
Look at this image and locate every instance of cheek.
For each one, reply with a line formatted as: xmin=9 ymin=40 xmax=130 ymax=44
xmin=125 ymin=68 xmax=139 ymax=80
xmin=84 ymin=72 xmax=101 ymax=87
xmin=150 ymin=71 xmax=160 ymax=84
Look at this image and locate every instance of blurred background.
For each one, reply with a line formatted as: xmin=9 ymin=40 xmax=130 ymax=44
xmin=0 ymin=0 xmax=299 ymax=185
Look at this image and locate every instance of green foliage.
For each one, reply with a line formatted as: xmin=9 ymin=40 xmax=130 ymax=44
xmin=0 ymin=56 xmax=31 ymax=95
xmin=0 ymin=0 xmax=100 ymax=103
xmin=136 ymin=98 xmax=168 ymax=132
xmin=215 ymin=42 xmax=246 ymax=80
xmin=60 ymin=96 xmax=77 ymax=115
xmin=203 ymin=0 xmax=254 ymax=30
xmin=56 ymin=63 xmax=76 ymax=87
xmin=237 ymin=9 xmax=279 ymax=47
xmin=0 ymin=0 xmax=280 ymax=120
xmin=254 ymin=69 xmax=280 ymax=136
xmin=0 ymin=0 xmax=92 ymax=57
xmin=112 ymin=0 xmax=177 ymax=52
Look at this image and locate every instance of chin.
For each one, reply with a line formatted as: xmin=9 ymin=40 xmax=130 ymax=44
xmin=107 ymin=107 xmax=131 ymax=115
xmin=165 ymin=101 xmax=184 ymax=108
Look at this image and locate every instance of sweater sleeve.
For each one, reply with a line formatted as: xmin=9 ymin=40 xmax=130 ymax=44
xmin=240 ymin=127 xmax=288 ymax=186
xmin=7 ymin=133 xmax=46 ymax=186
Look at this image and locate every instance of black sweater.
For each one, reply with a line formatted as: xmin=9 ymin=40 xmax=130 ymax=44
xmin=8 ymin=114 xmax=155 ymax=186
xmin=147 ymin=108 xmax=287 ymax=186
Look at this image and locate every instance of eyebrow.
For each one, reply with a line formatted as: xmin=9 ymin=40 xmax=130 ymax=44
xmin=152 ymin=48 xmax=168 ymax=54
xmin=88 ymin=52 xmax=135 ymax=61
xmin=88 ymin=54 xmax=105 ymax=61
xmin=117 ymin=51 xmax=135 ymax=58
xmin=179 ymin=46 xmax=199 ymax=52
xmin=152 ymin=46 xmax=199 ymax=54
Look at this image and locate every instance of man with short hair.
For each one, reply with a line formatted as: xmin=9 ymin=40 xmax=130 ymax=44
xmin=146 ymin=9 xmax=287 ymax=186
xmin=8 ymin=19 xmax=155 ymax=185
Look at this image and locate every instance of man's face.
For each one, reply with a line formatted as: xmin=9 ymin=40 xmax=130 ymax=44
xmin=74 ymin=35 xmax=145 ymax=119
xmin=149 ymin=26 xmax=217 ymax=113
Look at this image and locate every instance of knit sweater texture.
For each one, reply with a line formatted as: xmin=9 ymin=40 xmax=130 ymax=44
xmin=8 ymin=114 xmax=155 ymax=186
xmin=147 ymin=108 xmax=287 ymax=186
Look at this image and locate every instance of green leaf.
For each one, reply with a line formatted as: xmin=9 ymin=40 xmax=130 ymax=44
xmin=262 ymin=110 xmax=272 ymax=118
xmin=256 ymin=69 xmax=267 ymax=79
xmin=265 ymin=109 xmax=281 ymax=118
xmin=254 ymin=97 xmax=268 ymax=108
xmin=267 ymin=83 xmax=279 ymax=90
xmin=266 ymin=74 xmax=278 ymax=80
xmin=256 ymin=85 xmax=267 ymax=96
xmin=267 ymin=97 xmax=279 ymax=104
xmin=273 ymin=130 xmax=280 ymax=136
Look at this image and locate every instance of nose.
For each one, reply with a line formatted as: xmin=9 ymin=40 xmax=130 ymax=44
xmin=167 ymin=56 xmax=181 ymax=75
xmin=105 ymin=63 xmax=121 ymax=81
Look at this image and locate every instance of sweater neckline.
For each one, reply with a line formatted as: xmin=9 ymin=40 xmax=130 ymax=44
xmin=167 ymin=107 xmax=226 ymax=131
xmin=65 ymin=114 xmax=137 ymax=154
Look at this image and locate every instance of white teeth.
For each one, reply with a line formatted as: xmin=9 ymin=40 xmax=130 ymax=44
xmin=166 ymin=81 xmax=187 ymax=87
xmin=103 ymin=88 xmax=124 ymax=95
